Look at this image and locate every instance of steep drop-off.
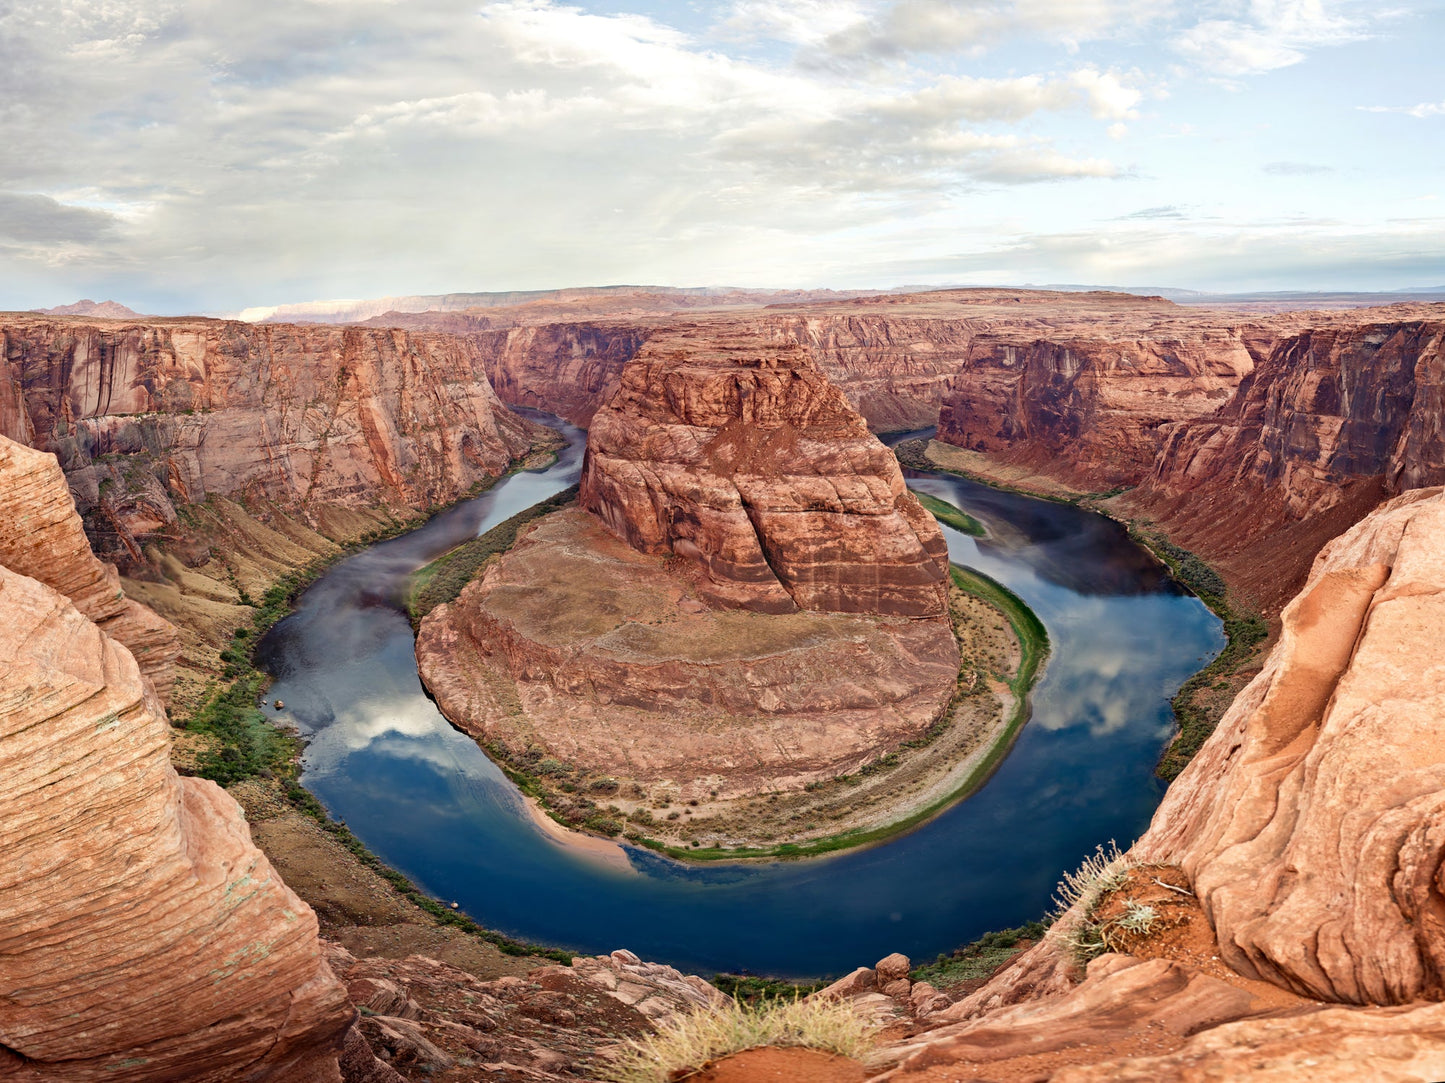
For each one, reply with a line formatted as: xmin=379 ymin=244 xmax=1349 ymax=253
xmin=868 ymin=487 xmax=1445 ymax=1080
xmin=1122 ymin=319 xmax=1445 ymax=611
xmin=0 ymin=316 xmax=550 ymax=568
xmin=0 ymin=435 xmax=350 ymax=1082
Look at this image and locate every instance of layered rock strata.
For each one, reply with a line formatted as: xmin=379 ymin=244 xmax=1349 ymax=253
xmin=580 ymin=331 xmax=951 ymax=617
xmin=862 ymin=488 xmax=1445 ymax=1079
xmin=1124 ymin=319 xmax=1445 ymax=609
xmin=0 ymin=316 xmax=548 ymax=566
xmin=0 ymin=435 xmax=178 ymax=702
xmin=0 ymin=565 xmax=350 ymax=1080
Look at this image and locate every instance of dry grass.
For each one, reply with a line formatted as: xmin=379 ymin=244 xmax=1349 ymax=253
xmin=601 ymin=997 xmax=880 ymax=1083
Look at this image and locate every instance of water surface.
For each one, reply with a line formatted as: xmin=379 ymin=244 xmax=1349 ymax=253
xmin=258 ymin=417 xmax=1221 ymax=977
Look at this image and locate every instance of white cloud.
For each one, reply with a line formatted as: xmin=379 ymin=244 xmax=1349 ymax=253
xmin=1359 ymin=100 xmax=1445 ymax=118
xmin=1170 ymin=0 xmax=1374 ymax=78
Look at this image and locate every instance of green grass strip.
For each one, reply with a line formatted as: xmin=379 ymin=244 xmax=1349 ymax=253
xmin=408 ymin=484 xmax=580 ymax=623
xmin=915 ymin=491 xmax=986 ymax=536
xmin=619 ymin=562 xmax=1050 ymax=863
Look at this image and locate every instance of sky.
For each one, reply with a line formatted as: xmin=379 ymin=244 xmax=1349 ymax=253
xmin=2 ymin=0 xmax=1443 ymax=314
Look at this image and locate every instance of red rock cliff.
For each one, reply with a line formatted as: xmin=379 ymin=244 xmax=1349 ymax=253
xmin=0 ymin=433 xmax=350 ymax=1081
xmin=1123 ymin=318 xmax=1445 ymax=609
xmin=0 ymin=315 xmax=549 ymax=566
xmin=579 ymin=329 xmax=950 ymax=617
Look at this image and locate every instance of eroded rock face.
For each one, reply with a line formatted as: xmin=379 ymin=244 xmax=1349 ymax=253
xmin=579 ymin=330 xmax=950 ymax=617
xmin=0 ymin=565 xmax=350 ymax=1081
xmin=1134 ymin=486 xmax=1445 ymax=1005
xmin=0 ymin=435 xmax=178 ymax=702
xmin=937 ymin=330 xmax=1261 ymax=489
xmin=1123 ymin=319 xmax=1445 ymax=610
xmin=0 ymin=316 xmax=548 ymax=567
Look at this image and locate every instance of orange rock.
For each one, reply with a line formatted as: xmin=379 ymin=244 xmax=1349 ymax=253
xmin=0 ymin=566 xmax=350 ymax=1080
xmin=580 ymin=330 xmax=950 ymax=618
xmin=0 ymin=435 xmax=178 ymax=702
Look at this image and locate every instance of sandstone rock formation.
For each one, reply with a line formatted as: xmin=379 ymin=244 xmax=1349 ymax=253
xmin=1133 ymin=485 xmax=1445 ymax=1005
xmin=0 ymin=564 xmax=350 ymax=1080
xmin=1124 ymin=319 xmax=1445 ymax=610
xmin=0 ymin=315 xmax=550 ymax=567
xmin=417 ymin=509 xmax=959 ymax=803
xmin=580 ymin=329 xmax=950 ymax=617
xmin=0 ymin=435 xmax=178 ymax=702
xmin=856 ymin=488 xmax=1445 ymax=1080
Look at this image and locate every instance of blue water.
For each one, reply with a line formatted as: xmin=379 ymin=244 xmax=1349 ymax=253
xmin=257 ymin=416 xmax=1222 ymax=978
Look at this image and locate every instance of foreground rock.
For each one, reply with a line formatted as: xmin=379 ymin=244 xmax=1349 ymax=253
xmin=851 ymin=488 xmax=1445 ymax=1080
xmin=580 ymin=328 xmax=950 ymax=617
xmin=0 ymin=565 xmax=350 ymax=1080
xmin=0 ymin=436 xmax=178 ymax=701
xmin=330 ymin=946 xmax=727 ymax=1082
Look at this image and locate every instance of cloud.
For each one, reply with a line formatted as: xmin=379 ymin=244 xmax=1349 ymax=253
xmin=792 ymin=0 xmax=1174 ymax=62
xmin=1115 ymin=205 xmax=1188 ymax=219
xmin=1170 ymin=1 xmax=1375 ymax=79
xmin=0 ymin=192 xmax=119 ymax=244
xmin=1359 ymin=100 xmax=1445 ymax=118
xmin=1262 ymin=161 xmax=1334 ymax=175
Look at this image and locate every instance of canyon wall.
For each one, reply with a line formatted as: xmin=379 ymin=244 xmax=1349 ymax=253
xmin=0 ymin=316 xmax=548 ymax=567
xmin=873 ymin=487 xmax=1445 ymax=1080
xmin=1120 ymin=319 xmax=1445 ymax=610
xmin=0 ymin=433 xmax=350 ymax=1081
xmin=579 ymin=327 xmax=951 ymax=617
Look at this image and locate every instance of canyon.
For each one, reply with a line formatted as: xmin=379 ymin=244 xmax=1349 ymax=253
xmin=2 ymin=287 xmax=1445 ymax=1080
xmin=415 ymin=331 xmax=969 ymax=844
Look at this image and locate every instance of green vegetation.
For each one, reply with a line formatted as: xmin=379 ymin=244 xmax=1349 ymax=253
xmin=407 ymin=484 xmax=580 ymax=623
xmin=911 ymin=920 xmax=1050 ymax=988
xmin=602 ymin=996 xmax=879 ymax=1083
xmin=1127 ymin=525 xmax=1269 ymax=780
xmin=712 ymin=974 xmax=828 ymax=1006
xmin=186 ymin=672 xmax=298 ymax=786
xmin=949 ymin=564 xmax=1048 ymax=696
xmin=915 ymin=491 xmax=986 ymax=536
xmin=603 ymin=562 xmax=1049 ymax=863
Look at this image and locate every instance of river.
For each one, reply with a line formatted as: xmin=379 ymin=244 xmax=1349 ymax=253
xmin=256 ymin=416 xmax=1222 ymax=978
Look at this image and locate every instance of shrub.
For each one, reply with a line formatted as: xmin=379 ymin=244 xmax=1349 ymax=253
xmin=601 ymin=997 xmax=878 ymax=1083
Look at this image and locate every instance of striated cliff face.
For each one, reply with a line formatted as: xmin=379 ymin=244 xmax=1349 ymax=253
xmin=1122 ymin=319 xmax=1445 ymax=610
xmin=0 ymin=316 xmax=549 ymax=567
xmin=0 ymin=436 xmax=178 ymax=702
xmin=0 ymin=436 xmax=350 ymax=1082
xmin=873 ymin=488 xmax=1445 ymax=1080
xmin=580 ymin=329 xmax=950 ymax=617
xmin=937 ymin=329 xmax=1264 ymax=488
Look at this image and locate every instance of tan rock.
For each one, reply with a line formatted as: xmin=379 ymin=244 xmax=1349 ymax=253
xmin=881 ymin=979 xmax=912 ymax=999
xmin=0 ymin=435 xmax=178 ymax=701
xmin=874 ymin=953 xmax=912 ymax=983
xmin=0 ymin=566 xmax=350 ymax=1080
xmin=815 ymin=968 xmax=878 ymax=1000
xmin=1134 ymin=487 xmax=1445 ymax=1005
